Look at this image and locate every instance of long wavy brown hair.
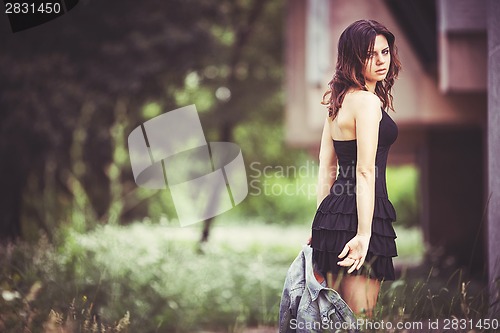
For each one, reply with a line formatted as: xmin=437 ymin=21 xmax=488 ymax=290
xmin=322 ymin=20 xmax=402 ymax=118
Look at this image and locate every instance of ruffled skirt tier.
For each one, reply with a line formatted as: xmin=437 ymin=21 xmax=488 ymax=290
xmin=311 ymin=193 xmax=398 ymax=281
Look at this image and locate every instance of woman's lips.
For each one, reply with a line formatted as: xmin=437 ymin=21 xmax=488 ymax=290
xmin=376 ymin=68 xmax=387 ymax=74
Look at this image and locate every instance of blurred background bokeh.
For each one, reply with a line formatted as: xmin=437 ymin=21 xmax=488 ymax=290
xmin=1 ymin=0 xmax=498 ymax=332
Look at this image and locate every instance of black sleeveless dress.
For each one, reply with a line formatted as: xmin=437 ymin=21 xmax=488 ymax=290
xmin=311 ymin=107 xmax=398 ymax=281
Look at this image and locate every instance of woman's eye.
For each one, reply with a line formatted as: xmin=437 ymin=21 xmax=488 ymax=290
xmin=382 ymin=49 xmax=389 ymax=55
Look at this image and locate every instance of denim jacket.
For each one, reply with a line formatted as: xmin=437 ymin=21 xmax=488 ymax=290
xmin=278 ymin=245 xmax=359 ymax=333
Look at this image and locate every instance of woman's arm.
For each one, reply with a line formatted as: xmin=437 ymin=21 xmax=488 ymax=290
xmin=308 ymin=116 xmax=337 ymax=245
xmin=354 ymin=93 xmax=380 ymax=236
xmin=317 ymin=116 xmax=338 ymax=208
xmin=337 ymin=92 xmax=381 ymax=273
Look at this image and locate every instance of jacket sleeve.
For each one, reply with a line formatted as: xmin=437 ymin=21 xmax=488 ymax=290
xmin=278 ymin=282 xmax=293 ymax=333
xmin=279 ymin=282 xmax=303 ymax=333
xmin=279 ymin=250 xmax=305 ymax=333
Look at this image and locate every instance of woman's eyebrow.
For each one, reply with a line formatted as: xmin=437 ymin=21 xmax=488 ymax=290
xmin=370 ymin=46 xmax=389 ymax=53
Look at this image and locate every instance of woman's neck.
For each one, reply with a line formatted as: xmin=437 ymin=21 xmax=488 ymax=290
xmin=365 ymin=81 xmax=376 ymax=93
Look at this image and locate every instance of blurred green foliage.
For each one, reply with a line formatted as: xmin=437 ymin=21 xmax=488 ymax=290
xmin=387 ymin=165 xmax=420 ymax=228
xmin=1 ymin=223 xmax=490 ymax=333
xmin=1 ymin=224 xmax=294 ymax=332
xmin=1 ymin=0 xmax=287 ymax=240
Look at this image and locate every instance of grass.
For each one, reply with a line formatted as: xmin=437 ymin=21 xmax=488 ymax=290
xmin=0 ymin=221 xmax=492 ymax=333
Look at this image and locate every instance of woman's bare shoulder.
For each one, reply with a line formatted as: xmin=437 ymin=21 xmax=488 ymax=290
xmin=346 ymin=90 xmax=380 ymax=105
xmin=343 ymin=90 xmax=380 ymax=115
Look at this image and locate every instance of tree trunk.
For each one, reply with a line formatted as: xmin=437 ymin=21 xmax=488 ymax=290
xmin=0 ymin=157 xmax=25 ymax=242
xmin=198 ymin=0 xmax=267 ymax=247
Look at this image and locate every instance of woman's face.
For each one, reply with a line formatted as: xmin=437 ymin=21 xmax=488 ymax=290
xmin=363 ymin=34 xmax=390 ymax=84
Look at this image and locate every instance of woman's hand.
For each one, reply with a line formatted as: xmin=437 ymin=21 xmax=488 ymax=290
xmin=337 ymin=234 xmax=371 ymax=274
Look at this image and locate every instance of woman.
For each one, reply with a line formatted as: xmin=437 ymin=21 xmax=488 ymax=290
xmin=309 ymin=19 xmax=401 ymax=316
